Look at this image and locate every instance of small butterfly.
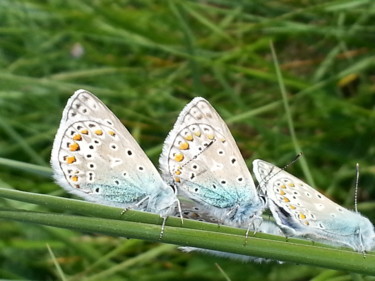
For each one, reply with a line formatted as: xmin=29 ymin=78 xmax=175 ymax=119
xmin=51 ymin=89 xmax=181 ymax=233
xmin=159 ymin=97 xmax=266 ymax=232
xmin=253 ymin=159 xmax=375 ymax=252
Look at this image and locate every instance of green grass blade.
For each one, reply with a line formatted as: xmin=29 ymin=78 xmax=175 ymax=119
xmin=0 ymin=188 xmax=374 ymax=275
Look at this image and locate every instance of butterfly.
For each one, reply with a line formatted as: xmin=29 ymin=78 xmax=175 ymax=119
xmin=253 ymin=159 xmax=375 ymax=252
xmin=159 ymin=97 xmax=266 ymax=232
xmin=51 ymin=89 xmax=181 ymax=233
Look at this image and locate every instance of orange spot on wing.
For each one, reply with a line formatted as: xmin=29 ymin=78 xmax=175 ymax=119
xmin=174 ymin=153 xmax=184 ymax=162
xmin=175 ymin=170 xmax=181 ymax=175
xmin=66 ymin=156 xmax=76 ymax=164
xmin=81 ymin=129 xmax=88 ymax=135
xmin=179 ymin=142 xmax=189 ymax=150
xmin=95 ymin=129 xmax=103 ymax=135
xmin=73 ymin=134 xmax=82 ymax=141
xmin=108 ymin=130 xmax=116 ymax=136
xmin=71 ymin=175 xmax=78 ymax=182
xmin=299 ymin=213 xmax=306 ymax=219
xmin=282 ymin=197 xmax=290 ymax=203
xmin=69 ymin=143 xmax=80 ymax=151
xmin=184 ymin=135 xmax=193 ymax=141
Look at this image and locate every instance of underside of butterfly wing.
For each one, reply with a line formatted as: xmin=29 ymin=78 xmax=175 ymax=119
xmin=51 ymin=90 xmax=178 ymax=216
xmin=160 ymin=98 xmax=265 ymax=226
xmin=253 ymin=159 xmax=375 ymax=252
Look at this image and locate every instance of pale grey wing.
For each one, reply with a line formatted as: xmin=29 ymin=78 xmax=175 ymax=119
xmin=169 ymin=97 xmax=244 ymax=156
xmin=51 ymin=90 xmax=171 ymax=208
xmin=179 ymin=247 xmax=283 ymax=264
xmin=179 ymin=219 xmax=284 ymax=264
xmin=253 ymin=159 xmax=337 ymax=231
xmin=179 ymin=197 xmax=283 ymax=235
xmin=177 ymin=198 xmax=219 ymax=223
xmin=160 ymin=97 xmax=259 ymax=209
xmin=253 ymin=159 xmax=375 ymax=251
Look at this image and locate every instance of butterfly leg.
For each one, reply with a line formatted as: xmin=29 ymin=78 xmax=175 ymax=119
xmin=134 ymin=196 xmax=149 ymax=208
xmin=160 ymin=216 xmax=168 ymax=239
xmin=121 ymin=207 xmax=130 ymax=216
xmin=176 ymin=198 xmax=184 ymax=225
xmin=121 ymin=196 xmax=149 ymax=215
xmin=244 ymin=216 xmax=263 ymax=245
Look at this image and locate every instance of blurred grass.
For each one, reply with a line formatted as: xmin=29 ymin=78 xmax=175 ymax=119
xmin=1 ymin=0 xmax=375 ymax=280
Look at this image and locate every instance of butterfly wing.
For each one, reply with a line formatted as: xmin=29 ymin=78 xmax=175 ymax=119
xmin=253 ymin=159 xmax=375 ymax=251
xmin=177 ymin=199 xmax=220 ymax=223
xmin=179 ymin=220 xmax=284 ymax=263
xmin=160 ymin=97 xmax=264 ymax=225
xmin=51 ymin=89 xmax=177 ymax=215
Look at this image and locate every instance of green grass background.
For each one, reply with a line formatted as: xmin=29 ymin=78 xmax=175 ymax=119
xmin=1 ymin=0 xmax=375 ymax=280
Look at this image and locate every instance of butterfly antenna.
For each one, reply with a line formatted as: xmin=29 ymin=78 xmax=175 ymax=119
xmin=282 ymin=152 xmax=303 ymax=171
xmin=257 ymin=152 xmax=304 ymax=189
xmin=355 ymin=163 xmax=359 ymax=213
